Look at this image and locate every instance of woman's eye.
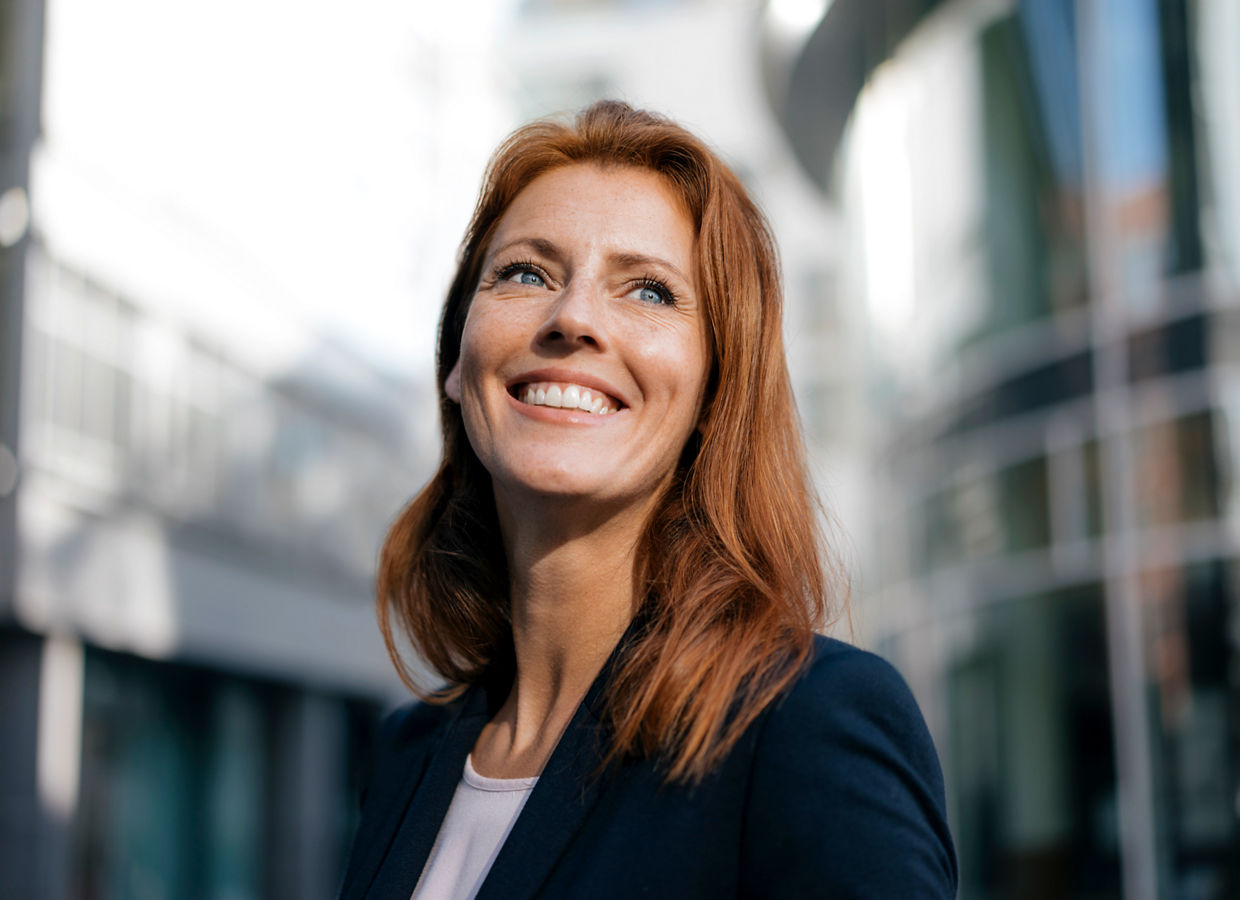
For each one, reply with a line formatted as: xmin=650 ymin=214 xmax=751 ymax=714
xmin=633 ymin=281 xmax=675 ymax=306
xmin=497 ymin=264 xmax=547 ymax=287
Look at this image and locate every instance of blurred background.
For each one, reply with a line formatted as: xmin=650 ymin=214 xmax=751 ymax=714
xmin=0 ymin=0 xmax=1236 ymax=897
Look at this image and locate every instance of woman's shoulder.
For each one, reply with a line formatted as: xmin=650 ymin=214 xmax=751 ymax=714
xmin=759 ymin=633 xmax=944 ymax=784
xmin=802 ymin=632 xmax=914 ymax=691
xmin=739 ymin=633 xmax=958 ymax=896
xmin=804 ymin=632 xmax=906 ymax=677
xmin=774 ymin=635 xmax=928 ymax=729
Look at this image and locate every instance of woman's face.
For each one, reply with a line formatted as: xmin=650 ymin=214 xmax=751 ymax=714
xmin=446 ymin=163 xmax=708 ymax=518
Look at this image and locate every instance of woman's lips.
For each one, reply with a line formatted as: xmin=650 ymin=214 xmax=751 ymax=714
xmin=510 ymin=381 xmax=620 ymax=415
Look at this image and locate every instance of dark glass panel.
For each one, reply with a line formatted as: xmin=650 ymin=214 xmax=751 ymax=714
xmin=1132 ymin=410 xmax=1220 ymax=528
xmin=948 ymin=586 xmax=1121 ymax=899
xmin=1155 ymin=0 xmax=1203 ymax=274
xmin=940 ymin=351 xmax=1093 ymax=438
xmin=1139 ymin=561 xmax=1239 ymax=898
xmin=1003 ymin=456 xmax=1051 ymax=552
xmin=1083 ymin=438 xmax=1103 ymax=537
xmin=970 ymin=3 xmax=1090 ymax=355
xmin=917 ymin=455 xmax=1050 ymax=574
xmin=1127 ymin=313 xmax=1207 ymax=382
xmin=977 ymin=17 xmax=1056 ymax=339
xmin=72 ymin=650 xmax=273 ymax=900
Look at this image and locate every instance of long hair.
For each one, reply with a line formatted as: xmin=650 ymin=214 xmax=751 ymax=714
xmin=377 ymin=100 xmax=842 ymax=783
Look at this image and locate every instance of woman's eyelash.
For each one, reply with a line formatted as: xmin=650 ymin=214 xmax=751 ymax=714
xmin=494 ymin=259 xmax=546 ymax=282
xmin=637 ymin=275 xmax=677 ymax=306
xmin=492 ymin=262 xmax=676 ymax=305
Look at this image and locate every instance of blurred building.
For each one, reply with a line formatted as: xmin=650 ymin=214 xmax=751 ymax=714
xmin=769 ymin=0 xmax=1240 ymax=897
xmin=1 ymin=0 xmax=434 ymax=896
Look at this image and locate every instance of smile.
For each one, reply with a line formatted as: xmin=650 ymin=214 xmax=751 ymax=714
xmin=512 ymin=381 xmax=620 ymax=415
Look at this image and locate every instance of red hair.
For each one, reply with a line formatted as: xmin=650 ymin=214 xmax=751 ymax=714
xmin=377 ymin=101 xmax=842 ymax=782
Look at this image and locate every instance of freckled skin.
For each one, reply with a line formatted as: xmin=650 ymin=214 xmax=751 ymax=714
xmin=445 ymin=164 xmax=708 ymax=527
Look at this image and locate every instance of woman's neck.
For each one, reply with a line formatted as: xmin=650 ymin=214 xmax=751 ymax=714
xmin=509 ymin=534 xmax=637 ymax=700
xmin=470 ymin=494 xmax=647 ymax=779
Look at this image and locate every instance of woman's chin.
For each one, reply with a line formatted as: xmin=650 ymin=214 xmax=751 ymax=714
xmin=491 ymin=469 xmax=666 ymax=519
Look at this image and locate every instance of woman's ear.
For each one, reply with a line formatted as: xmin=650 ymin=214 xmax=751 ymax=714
xmin=444 ymin=360 xmax=462 ymax=403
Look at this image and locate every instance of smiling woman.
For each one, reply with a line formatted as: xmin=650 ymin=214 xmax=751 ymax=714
xmin=445 ymin=164 xmax=707 ymax=519
xmin=338 ymin=102 xmax=957 ymax=899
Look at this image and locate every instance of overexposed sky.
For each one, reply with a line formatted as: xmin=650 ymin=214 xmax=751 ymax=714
xmin=36 ymin=0 xmax=834 ymax=391
xmin=39 ymin=0 xmax=518 ymax=378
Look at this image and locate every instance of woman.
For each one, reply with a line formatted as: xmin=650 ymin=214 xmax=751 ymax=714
xmin=339 ymin=101 xmax=957 ymax=899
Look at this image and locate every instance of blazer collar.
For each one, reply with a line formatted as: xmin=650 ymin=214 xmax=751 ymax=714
xmin=353 ymin=687 xmax=490 ymax=900
xmin=472 ymin=677 xmax=611 ymax=899
xmin=360 ymin=621 xmax=640 ymax=900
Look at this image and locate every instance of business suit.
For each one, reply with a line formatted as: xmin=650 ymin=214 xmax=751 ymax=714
xmin=339 ymin=635 xmax=958 ymax=898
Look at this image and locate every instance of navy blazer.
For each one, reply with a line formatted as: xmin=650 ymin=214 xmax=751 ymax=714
xmin=339 ymin=635 xmax=958 ymax=898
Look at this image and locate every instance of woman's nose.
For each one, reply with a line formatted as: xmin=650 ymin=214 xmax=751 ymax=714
xmin=533 ymin=278 xmax=606 ymax=351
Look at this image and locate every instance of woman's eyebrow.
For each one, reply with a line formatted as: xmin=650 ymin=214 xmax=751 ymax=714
xmin=488 ymin=239 xmax=691 ymax=286
xmin=488 ymin=236 xmax=560 ymax=261
xmin=610 ymin=252 xmax=691 ymax=285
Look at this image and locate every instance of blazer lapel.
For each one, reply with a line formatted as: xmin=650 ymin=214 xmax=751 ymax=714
xmin=359 ymin=616 xmax=644 ymax=900
xmin=355 ymin=688 xmax=491 ymax=900
xmin=472 ymin=660 xmax=616 ymax=900
xmin=338 ymin=710 xmax=440 ymax=900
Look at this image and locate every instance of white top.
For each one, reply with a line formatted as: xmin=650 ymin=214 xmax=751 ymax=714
xmin=410 ymin=755 xmax=539 ymax=900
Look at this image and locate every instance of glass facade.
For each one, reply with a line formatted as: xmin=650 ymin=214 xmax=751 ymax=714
xmin=5 ymin=216 xmax=416 ymax=900
xmin=831 ymin=0 xmax=1240 ymax=896
xmin=71 ymin=647 xmax=379 ymax=899
xmin=946 ymin=586 xmax=1119 ymax=897
xmin=20 ymin=247 xmax=419 ymax=584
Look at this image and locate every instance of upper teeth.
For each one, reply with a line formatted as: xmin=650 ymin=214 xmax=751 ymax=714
xmin=520 ymin=381 xmax=617 ymax=414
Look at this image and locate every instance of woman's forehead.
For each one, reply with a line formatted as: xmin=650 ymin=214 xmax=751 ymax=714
xmin=500 ymin=163 xmax=691 ymax=228
xmin=484 ymin=164 xmax=698 ymax=272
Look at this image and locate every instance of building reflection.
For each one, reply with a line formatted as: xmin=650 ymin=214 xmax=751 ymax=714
xmin=769 ymin=0 xmax=1240 ymax=896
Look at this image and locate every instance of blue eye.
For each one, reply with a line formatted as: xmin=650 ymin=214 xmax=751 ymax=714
xmin=495 ymin=261 xmax=548 ymax=287
xmin=634 ymin=278 xmax=675 ymax=306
